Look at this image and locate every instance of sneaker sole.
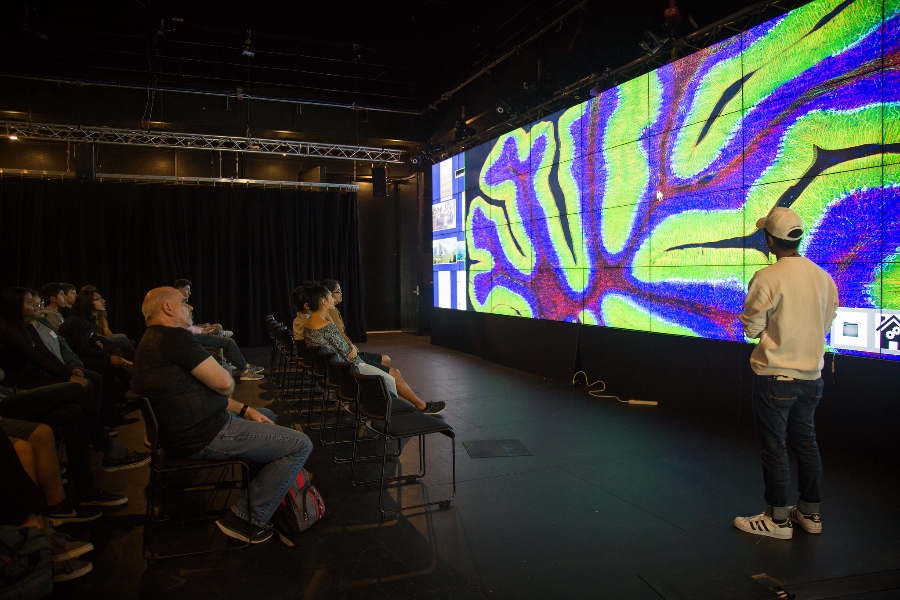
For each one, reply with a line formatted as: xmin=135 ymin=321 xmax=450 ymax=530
xmin=47 ymin=512 xmax=104 ymax=527
xmin=215 ymin=520 xmax=273 ymax=544
xmin=240 ymin=375 xmax=264 ymax=381
xmin=53 ymin=562 xmax=93 ymax=582
xmin=102 ymin=455 xmax=151 ymax=472
xmin=78 ymin=495 xmax=129 ymax=507
xmin=53 ymin=542 xmax=95 ymax=562
xmin=733 ymin=520 xmax=792 ymax=540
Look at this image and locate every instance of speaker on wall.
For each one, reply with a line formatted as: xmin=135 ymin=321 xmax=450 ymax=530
xmin=372 ymin=166 xmax=387 ymax=197
xmin=74 ymin=143 xmax=96 ymax=180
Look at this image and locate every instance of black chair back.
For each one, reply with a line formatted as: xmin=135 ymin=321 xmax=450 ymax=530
xmin=351 ymin=371 xmax=392 ymax=421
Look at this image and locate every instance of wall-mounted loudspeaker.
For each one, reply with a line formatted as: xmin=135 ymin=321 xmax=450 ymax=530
xmin=372 ymin=166 xmax=387 ymax=197
xmin=75 ymin=144 xmax=96 ymax=180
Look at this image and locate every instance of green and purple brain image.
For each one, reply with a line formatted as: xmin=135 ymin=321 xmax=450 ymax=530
xmin=462 ymin=0 xmax=899 ymax=349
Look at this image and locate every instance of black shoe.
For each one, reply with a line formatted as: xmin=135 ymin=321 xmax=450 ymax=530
xmin=78 ymin=486 xmax=128 ymax=507
xmin=53 ymin=559 xmax=92 ymax=582
xmin=420 ymin=401 xmax=446 ymax=415
xmin=42 ymin=527 xmax=94 ymax=562
xmin=216 ymin=511 xmax=273 ymax=544
xmin=102 ymin=448 xmax=151 ymax=472
xmin=45 ymin=503 xmax=104 ymax=526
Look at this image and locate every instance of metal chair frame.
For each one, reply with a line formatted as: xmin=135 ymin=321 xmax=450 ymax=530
xmin=139 ymin=397 xmax=251 ymax=563
xmin=348 ymin=371 xmax=456 ymax=519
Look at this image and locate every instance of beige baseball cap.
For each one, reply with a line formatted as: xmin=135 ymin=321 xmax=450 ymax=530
xmin=756 ymin=207 xmax=804 ymax=241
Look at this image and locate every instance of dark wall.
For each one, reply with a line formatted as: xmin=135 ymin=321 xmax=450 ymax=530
xmin=357 ymin=172 xmax=430 ymax=337
xmin=431 ymin=308 xmax=900 ymax=462
xmin=357 ymin=179 xmax=399 ymax=334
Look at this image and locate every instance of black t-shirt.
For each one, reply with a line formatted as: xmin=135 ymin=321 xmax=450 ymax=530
xmin=131 ymin=325 xmax=228 ymax=456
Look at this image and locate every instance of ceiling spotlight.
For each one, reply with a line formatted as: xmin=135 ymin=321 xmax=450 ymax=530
xmin=242 ymin=30 xmax=255 ymax=57
xmin=639 ymin=31 xmax=669 ymax=57
xmin=495 ymin=100 xmax=512 ymax=115
xmin=455 ymin=120 xmax=476 ymax=142
xmin=5 ymin=124 xmax=17 ymax=140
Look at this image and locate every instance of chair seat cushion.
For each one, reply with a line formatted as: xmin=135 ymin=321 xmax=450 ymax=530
xmin=368 ymin=412 xmax=453 ymax=438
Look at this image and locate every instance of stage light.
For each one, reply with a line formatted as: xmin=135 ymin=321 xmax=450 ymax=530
xmin=495 ymin=101 xmax=512 ymax=115
xmin=242 ymin=31 xmax=255 ymax=57
xmin=455 ymin=120 xmax=476 ymax=141
xmin=639 ymin=31 xmax=668 ymax=57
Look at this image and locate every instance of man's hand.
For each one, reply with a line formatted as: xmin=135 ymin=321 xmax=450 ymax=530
xmin=71 ymin=368 xmax=84 ymax=377
xmin=245 ymin=407 xmax=273 ymax=424
xmin=110 ymin=356 xmax=127 ymax=367
xmin=69 ymin=375 xmax=90 ymax=389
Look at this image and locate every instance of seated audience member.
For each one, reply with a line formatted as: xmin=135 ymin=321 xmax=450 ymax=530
xmin=58 ymin=290 xmax=131 ymax=418
xmin=172 ymin=280 xmax=263 ymax=381
xmin=78 ymin=286 xmax=136 ymax=360
xmin=1 ymin=368 xmax=146 ymax=501
xmin=320 ymin=279 xmax=391 ymax=371
xmin=131 ymin=287 xmax=313 ymax=543
xmin=0 ymin=287 xmax=89 ymax=391
xmin=26 ymin=292 xmax=106 ymax=414
xmin=39 ymin=283 xmax=69 ymax=330
xmin=173 ymin=279 xmax=232 ymax=337
xmin=59 ymin=283 xmax=77 ymax=320
xmin=291 ymin=282 xmax=316 ymax=340
xmin=0 ymin=429 xmax=94 ymax=582
xmin=0 ymin=416 xmax=102 ymax=525
xmin=303 ymin=284 xmax=444 ymax=414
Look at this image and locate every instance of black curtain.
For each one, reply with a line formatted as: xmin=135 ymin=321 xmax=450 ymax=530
xmin=0 ymin=176 xmax=366 ymax=346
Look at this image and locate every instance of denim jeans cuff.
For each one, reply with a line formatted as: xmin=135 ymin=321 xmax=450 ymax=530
xmin=230 ymin=505 xmax=267 ymax=530
xmin=796 ymin=499 xmax=820 ymax=515
xmin=766 ymin=504 xmax=789 ymax=521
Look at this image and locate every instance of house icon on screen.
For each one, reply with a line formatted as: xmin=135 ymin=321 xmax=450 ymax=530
xmin=876 ymin=314 xmax=900 ymax=351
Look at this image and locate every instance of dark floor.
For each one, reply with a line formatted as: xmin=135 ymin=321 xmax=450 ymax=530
xmin=54 ymin=333 xmax=900 ymax=599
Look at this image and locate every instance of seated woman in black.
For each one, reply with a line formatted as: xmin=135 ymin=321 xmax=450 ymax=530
xmin=58 ymin=290 xmax=130 ymax=418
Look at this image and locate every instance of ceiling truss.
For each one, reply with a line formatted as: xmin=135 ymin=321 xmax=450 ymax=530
xmin=1 ymin=121 xmax=405 ymax=163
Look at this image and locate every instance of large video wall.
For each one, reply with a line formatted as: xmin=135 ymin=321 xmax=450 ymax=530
xmin=433 ymin=0 xmax=900 ymax=360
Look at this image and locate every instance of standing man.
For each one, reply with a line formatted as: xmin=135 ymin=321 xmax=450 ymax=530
xmin=734 ymin=208 xmax=838 ymax=540
xmin=131 ymin=287 xmax=312 ymax=543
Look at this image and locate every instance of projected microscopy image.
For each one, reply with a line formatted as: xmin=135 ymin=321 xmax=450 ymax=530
xmin=744 ymin=70 xmax=887 ymax=189
xmin=743 ymin=165 xmax=888 ymax=263
xmin=651 ymin=36 xmax=743 ymax=137
xmin=436 ymin=0 xmax=900 ymax=359
xmin=741 ymin=0 xmax=884 ymax=112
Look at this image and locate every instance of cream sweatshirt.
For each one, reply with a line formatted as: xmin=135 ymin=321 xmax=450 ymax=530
xmin=739 ymin=256 xmax=839 ymax=380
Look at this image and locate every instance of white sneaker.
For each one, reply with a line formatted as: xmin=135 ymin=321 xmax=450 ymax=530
xmin=239 ymin=370 xmax=264 ymax=381
xmin=788 ymin=506 xmax=822 ymax=534
xmin=221 ymin=330 xmax=233 ymax=338
xmin=733 ymin=512 xmax=792 ymax=539
xmin=248 ymin=364 xmax=265 ymax=374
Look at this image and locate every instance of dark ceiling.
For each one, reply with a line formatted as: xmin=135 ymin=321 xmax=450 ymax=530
xmin=0 ymin=0 xmax=769 ymax=176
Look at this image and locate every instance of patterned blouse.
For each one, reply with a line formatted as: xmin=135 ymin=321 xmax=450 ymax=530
xmin=303 ymin=322 xmax=360 ymax=365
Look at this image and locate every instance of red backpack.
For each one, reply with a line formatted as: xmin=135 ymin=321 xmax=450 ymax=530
xmin=271 ymin=469 xmax=325 ymax=547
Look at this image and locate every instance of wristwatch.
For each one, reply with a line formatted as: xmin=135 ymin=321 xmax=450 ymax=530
xmin=238 ymin=404 xmax=249 ymax=418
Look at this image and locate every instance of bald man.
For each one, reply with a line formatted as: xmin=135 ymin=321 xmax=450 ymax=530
xmin=131 ymin=287 xmax=312 ymax=544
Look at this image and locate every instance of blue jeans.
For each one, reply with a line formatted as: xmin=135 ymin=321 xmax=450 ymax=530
xmin=751 ymin=374 xmax=823 ymax=521
xmin=189 ymin=409 xmax=312 ymax=528
xmin=195 ymin=334 xmax=247 ymax=371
